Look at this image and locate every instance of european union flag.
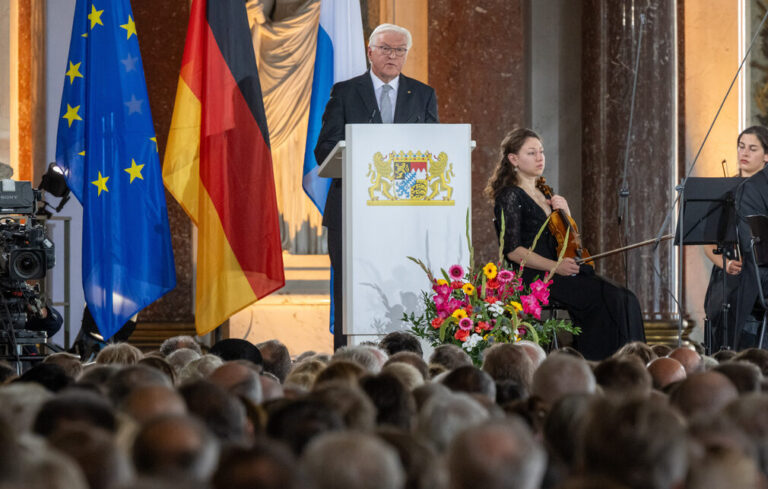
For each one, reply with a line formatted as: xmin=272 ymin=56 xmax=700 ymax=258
xmin=55 ymin=0 xmax=176 ymax=340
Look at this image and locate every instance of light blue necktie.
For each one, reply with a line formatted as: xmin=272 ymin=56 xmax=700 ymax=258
xmin=380 ymin=84 xmax=393 ymax=123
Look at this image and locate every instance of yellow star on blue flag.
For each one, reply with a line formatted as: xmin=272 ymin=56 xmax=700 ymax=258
xmin=55 ymin=0 xmax=175 ymax=340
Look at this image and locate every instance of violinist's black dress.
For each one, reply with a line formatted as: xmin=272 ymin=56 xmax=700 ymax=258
xmin=494 ymin=186 xmax=646 ymax=360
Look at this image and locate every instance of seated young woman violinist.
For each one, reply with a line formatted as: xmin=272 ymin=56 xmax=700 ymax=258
xmin=485 ymin=127 xmax=645 ymax=360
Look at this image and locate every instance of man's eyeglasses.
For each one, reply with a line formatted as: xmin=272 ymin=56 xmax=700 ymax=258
xmin=372 ymin=45 xmax=408 ymax=57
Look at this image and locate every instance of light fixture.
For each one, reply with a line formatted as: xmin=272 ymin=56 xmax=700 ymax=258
xmin=38 ymin=162 xmax=71 ymax=214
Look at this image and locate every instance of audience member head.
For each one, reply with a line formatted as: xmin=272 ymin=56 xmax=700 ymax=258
xmin=417 ymin=391 xmax=489 ymax=452
xmin=377 ymin=428 xmax=447 ymax=489
xmin=687 ymin=444 xmax=761 ymax=489
xmin=259 ymin=372 xmax=284 ymax=401
xmin=669 ymin=346 xmax=703 ymax=375
xmin=285 ymin=359 xmax=325 ymax=389
xmin=313 ymin=360 xmax=366 ymax=389
xmin=646 ymin=357 xmax=686 ymax=389
xmin=0 ymin=382 xmax=52 ymax=435
xmin=303 ymin=431 xmax=405 ymax=489
xmin=95 ymin=342 xmax=143 ymax=366
xmin=382 ymin=362 xmax=424 ymax=391
xmin=384 ymin=351 xmax=429 ymax=380
xmin=179 ymin=379 xmax=250 ymax=444
xmin=48 ymin=426 xmax=131 ymax=489
xmin=159 ymin=335 xmax=202 ymax=357
xmin=650 ymin=344 xmax=672 ymax=357
xmin=614 ymin=341 xmax=657 ymax=365
xmin=210 ymin=339 xmax=264 ymax=367
xmin=333 ymin=345 xmax=384 ymax=373
xmin=107 ymin=364 xmax=172 ymax=405
xmin=482 ymin=343 xmax=534 ymax=390
xmin=516 ymin=340 xmax=547 ymax=368
xmin=412 ymin=382 xmax=451 ymax=411
xmin=428 ymin=344 xmax=472 ymax=373
xmin=723 ymin=393 xmax=768 ymax=475
xmin=442 ymin=365 xmax=497 ymax=401
xmin=43 ymin=352 xmax=83 ymax=379
xmin=713 ymin=361 xmax=763 ymax=394
xmin=531 ymin=353 xmax=596 ymax=408
xmin=713 ymin=349 xmax=738 ymax=363
xmin=311 ymin=383 xmax=377 ymax=432
xmin=15 ymin=363 xmax=73 ymax=392
xmin=208 ymin=360 xmax=263 ymax=405
xmin=266 ymin=398 xmax=345 ymax=455
xmin=544 ymin=394 xmax=594 ymax=469
xmin=213 ymin=439 xmax=308 ymax=489
xmin=256 ymin=339 xmax=291 ymax=383
xmin=733 ymin=348 xmax=768 ymax=376
xmin=14 ymin=444 xmax=89 ymax=489
xmin=360 ymin=372 xmax=416 ymax=430
xmin=379 ymin=331 xmax=424 ymax=357
xmin=138 ymin=355 xmax=176 ymax=385
xmin=166 ymin=348 xmax=202 ymax=376
xmin=580 ymin=397 xmax=687 ymax=489
xmin=448 ymin=418 xmax=546 ymax=489
xmin=178 ymin=354 xmax=224 ymax=385
xmin=132 ymin=414 xmax=219 ymax=482
xmin=594 ymin=356 xmax=652 ymax=398
xmin=0 ymin=360 xmax=15 ymax=383
xmin=120 ymin=384 xmax=187 ymax=425
xmin=76 ymin=364 xmax=118 ymax=394
xmin=33 ymin=388 xmax=116 ymax=437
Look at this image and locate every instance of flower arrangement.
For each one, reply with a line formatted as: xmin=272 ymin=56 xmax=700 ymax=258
xmin=403 ymin=212 xmax=580 ymax=365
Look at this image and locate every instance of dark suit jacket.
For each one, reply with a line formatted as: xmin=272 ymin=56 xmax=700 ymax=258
xmin=734 ymin=166 xmax=768 ymax=346
xmin=314 ymin=71 xmax=438 ymax=230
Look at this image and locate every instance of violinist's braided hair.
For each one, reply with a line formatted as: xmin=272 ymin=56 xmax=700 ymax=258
xmin=485 ymin=127 xmax=544 ymax=201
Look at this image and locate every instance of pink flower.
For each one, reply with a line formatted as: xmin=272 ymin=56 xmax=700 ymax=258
xmin=529 ymin=279 xmax=552 ymax=305
xmin=497 ymin=269 xmax=515 ymax=284
xmin=448 ymin=265 xmax=465 ymax=280
xmin=433 ymin=283 xmax=451 ymax=296
xmin=459 ymin=317 xmax=473 ymax=331
xmin=433 ymin=294 xmax=448 ymax=308
xmin=520 ymin=294 xmax=542 ymax=320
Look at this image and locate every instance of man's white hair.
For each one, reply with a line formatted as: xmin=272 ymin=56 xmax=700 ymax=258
xmin=368 ymin=23 xmax=412 ymax=49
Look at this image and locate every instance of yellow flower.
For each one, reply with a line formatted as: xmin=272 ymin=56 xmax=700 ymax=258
xmin=510 ymin=301 xmax=523 ymax=312
xmin=451 ymin=309 xmax=468 ymax=320
xmin=462 ymin=283 xmax=475 ymax=295
xmin=483 ymin=262 xmax=498 ymax=280
xmin=436 ymin=279 xmax=449 ymax=286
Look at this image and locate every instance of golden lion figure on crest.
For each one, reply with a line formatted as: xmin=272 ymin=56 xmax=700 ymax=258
xmin=367 ymin=152 xmax=394 ymax=200
xmin=428 ymin=152 xmax=454 ymax=200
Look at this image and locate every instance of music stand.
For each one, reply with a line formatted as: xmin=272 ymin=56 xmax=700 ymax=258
xmin=675 ymin=177 xmax=742 ymax=353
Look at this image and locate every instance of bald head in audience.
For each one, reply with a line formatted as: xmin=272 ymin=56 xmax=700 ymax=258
xmin=532 ymin=353 xmax=596 ymax=407
xmin=668 ymin=347 xmax=702 ymax=375
xmin=646 ymin=357 xmax=686 ymax=389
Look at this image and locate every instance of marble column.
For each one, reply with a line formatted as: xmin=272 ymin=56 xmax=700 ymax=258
xmin=132 ymin=0 xmax=194 ymax=323
xmin=582 ymin=0 xmax=677 ymax=319
xmin=428 ymin=0 xmax=527 ymax=264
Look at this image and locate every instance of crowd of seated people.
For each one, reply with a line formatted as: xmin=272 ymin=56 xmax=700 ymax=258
xmin=1 ymin=332 xmax=768 ymax=489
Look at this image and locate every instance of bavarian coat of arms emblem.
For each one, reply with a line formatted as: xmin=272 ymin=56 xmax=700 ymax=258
xmin=366 ymin=150 xmax=455 ymax=205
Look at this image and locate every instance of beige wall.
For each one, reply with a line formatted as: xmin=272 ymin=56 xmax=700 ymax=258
xmin=683 ymin=0 xmax=741 ymax=338
xmin=378 ymin=0 xmax=428 ymax=83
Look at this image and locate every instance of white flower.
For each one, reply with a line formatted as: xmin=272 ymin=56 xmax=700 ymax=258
xmin=462 ymin=333 xmax=484 ymax=350
xmin=501 ymin=325 xmax=511 ymax=335
xmin=488 ymin=303 xmax=504 ymax=317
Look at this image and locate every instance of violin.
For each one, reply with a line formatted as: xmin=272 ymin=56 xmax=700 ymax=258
xmin=535 ymin=178 xmax=594 ymax=266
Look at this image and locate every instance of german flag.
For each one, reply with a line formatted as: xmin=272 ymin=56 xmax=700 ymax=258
xmin=163 ymin=0 xmax=284 ymax=336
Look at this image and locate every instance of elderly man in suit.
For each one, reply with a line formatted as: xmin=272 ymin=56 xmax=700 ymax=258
xmin=734 ymin=164 xmax=768 ymax=349
xmin=315 ymin=23 xmax=439 ymax=350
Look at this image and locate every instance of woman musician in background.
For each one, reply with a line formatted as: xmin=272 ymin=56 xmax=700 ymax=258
xmin=703 ymin=126 xmax=768 ymax=350
xmin=486 ymin=128 xmax=645 ymax=360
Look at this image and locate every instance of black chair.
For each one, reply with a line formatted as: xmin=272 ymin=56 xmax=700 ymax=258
xmin=746 ymin=215 xmax=768 ymax=348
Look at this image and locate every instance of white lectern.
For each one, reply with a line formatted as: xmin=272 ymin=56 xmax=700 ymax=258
xmin=319 ymin=124 xmax=474 ymax=344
